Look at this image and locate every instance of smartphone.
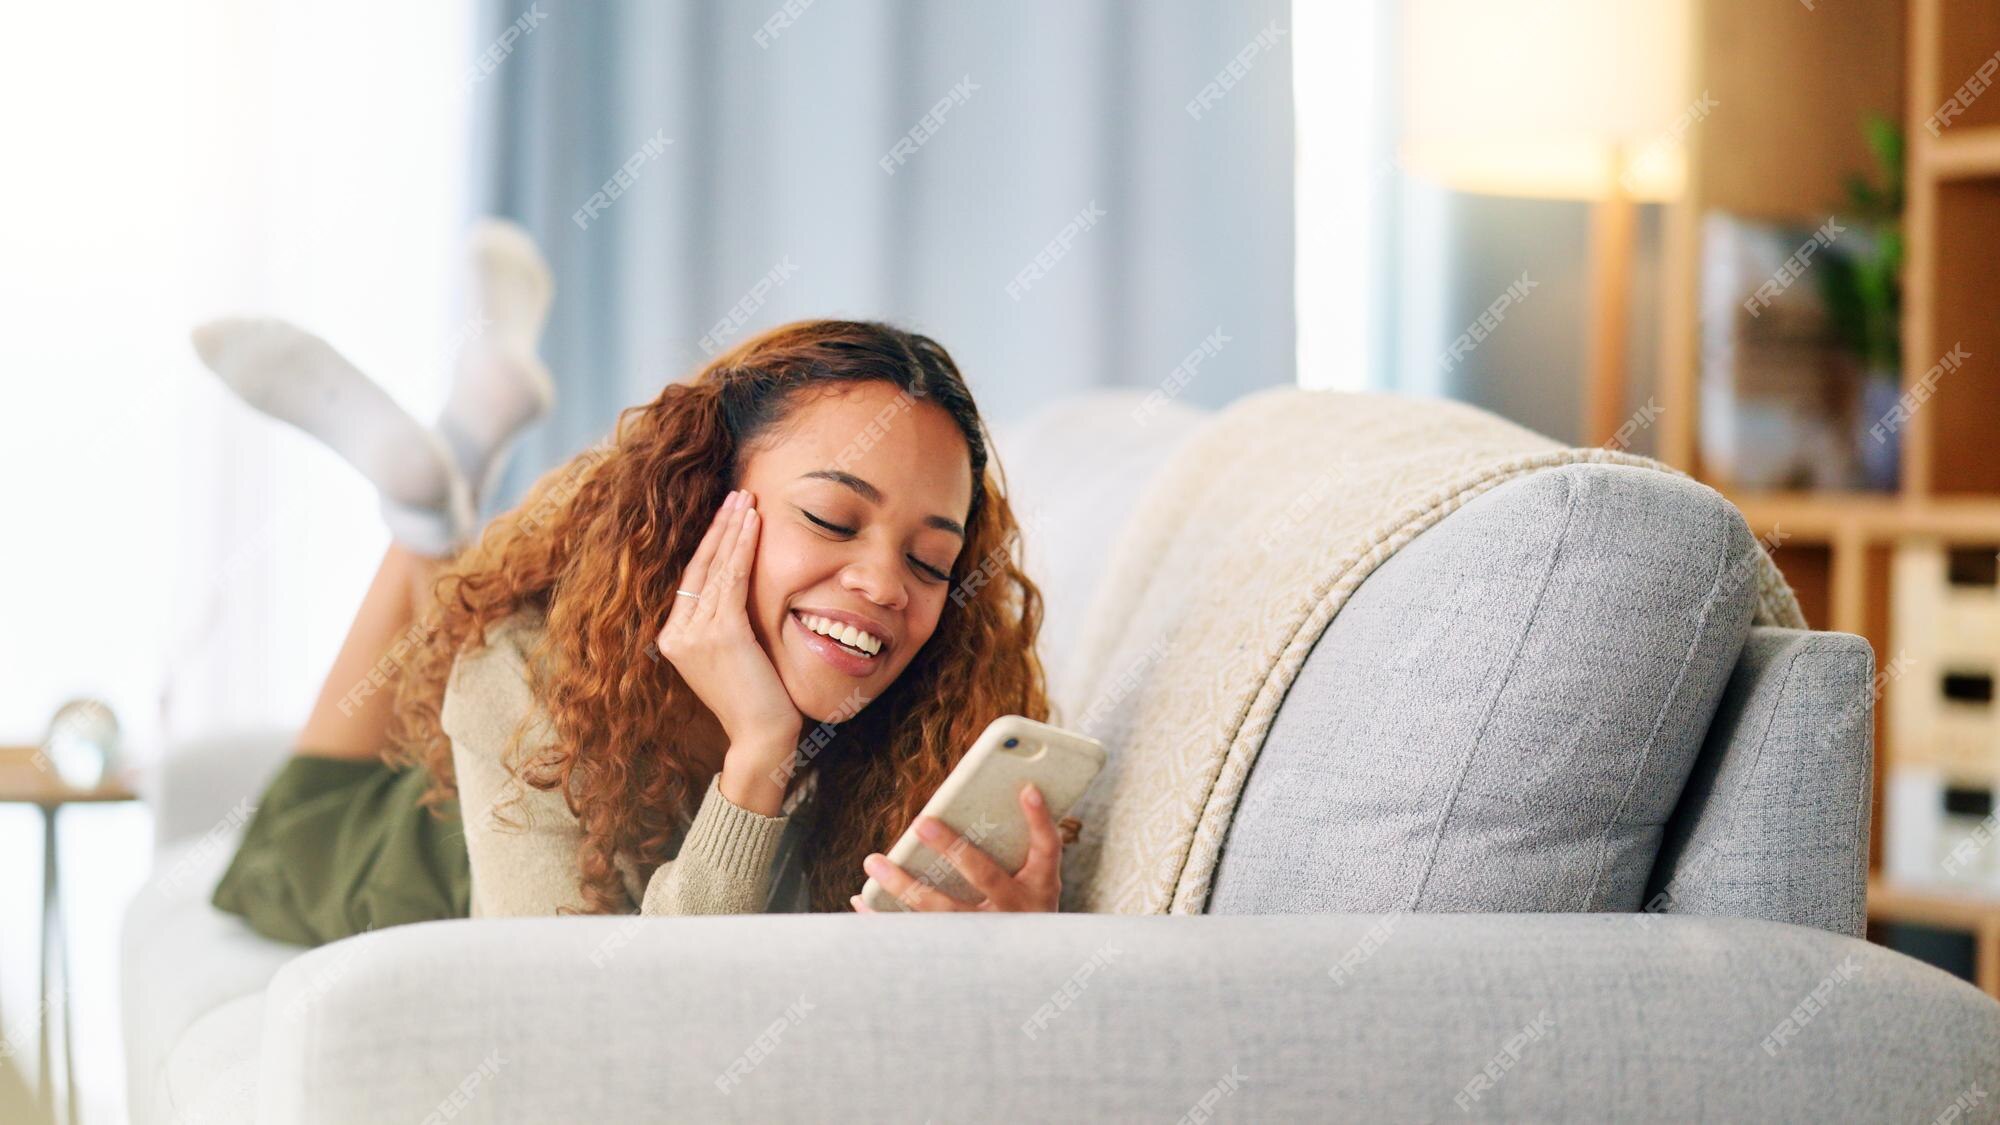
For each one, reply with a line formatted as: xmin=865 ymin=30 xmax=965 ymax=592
xmin=856 ymin=715 xmax=1106 ymax=912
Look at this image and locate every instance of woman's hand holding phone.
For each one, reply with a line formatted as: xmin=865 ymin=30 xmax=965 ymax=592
xmin=850 ymin=783 xmax=1068 ymax=913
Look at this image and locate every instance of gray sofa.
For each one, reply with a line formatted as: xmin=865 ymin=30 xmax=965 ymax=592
xmin=122 ymin=390 xmax=2000 ymax=1123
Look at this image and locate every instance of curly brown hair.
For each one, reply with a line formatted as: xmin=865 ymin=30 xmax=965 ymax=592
xmin=386 ymin=318 xmax=1049 ymax=914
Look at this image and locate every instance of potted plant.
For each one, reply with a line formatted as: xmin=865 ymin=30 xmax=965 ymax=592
xmin=1816 ymin=113 xmax=1904 ymax=491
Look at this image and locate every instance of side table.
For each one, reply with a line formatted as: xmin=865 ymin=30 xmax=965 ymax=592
xmin=0 ymin=745 xmax=139 ymax=1125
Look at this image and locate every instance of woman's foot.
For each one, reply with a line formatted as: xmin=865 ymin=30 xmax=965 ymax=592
xmin=437 ymin=218 xmax=556 ymax=509
xmin=190 ymin=317 xmax=474 ymax=556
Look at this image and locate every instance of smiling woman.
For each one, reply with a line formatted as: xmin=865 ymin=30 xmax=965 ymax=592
xmin=709 ymin=379 xmax=977 ymax=742
xmin=369 ymin=319 xmax=1056 ymax=920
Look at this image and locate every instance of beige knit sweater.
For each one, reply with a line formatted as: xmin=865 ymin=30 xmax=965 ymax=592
xmin=440 ymin=610 xmax=811 ymax=916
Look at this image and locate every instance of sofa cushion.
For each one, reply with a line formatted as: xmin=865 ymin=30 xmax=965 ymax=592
xmin=1208 ymin=464 xmax=1761 ymax=914
xmin=154 ymin=992 xmax=260 ymax=1125
xmin=122 ymin=830 xmax=305 ymax=1124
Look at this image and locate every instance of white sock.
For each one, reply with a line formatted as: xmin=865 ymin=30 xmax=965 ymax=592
xmin=380 ymin=488 xmax=473 ymax=558
xmin=438 ymin=218 xmax=556 ymax=508
xmin=190 ymin=317 xmax=473 ymax=556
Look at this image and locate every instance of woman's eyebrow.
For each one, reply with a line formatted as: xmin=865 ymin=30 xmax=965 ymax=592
xmin=798 ymin=468 xmax=965 ymax=538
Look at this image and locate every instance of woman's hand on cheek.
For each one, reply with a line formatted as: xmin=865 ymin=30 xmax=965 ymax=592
xmin=654 ymin=489 xmax=802 ymax=758
xmin=848 ymin=784 xmax=1064 ymax=913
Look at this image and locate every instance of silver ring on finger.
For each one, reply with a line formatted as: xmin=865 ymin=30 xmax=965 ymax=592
xmin=675 ymin=589 xmax=702 ymax=600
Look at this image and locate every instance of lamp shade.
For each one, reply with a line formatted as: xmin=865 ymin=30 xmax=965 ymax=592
xmin=1400 ymin=0 xmax=1692 ymax=201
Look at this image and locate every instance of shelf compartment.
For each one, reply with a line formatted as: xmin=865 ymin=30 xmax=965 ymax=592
xmin=1917 ymin=179 xmax=2000 ymax=496
xmin=1925 ymin=2 xmax=2000 ymax=134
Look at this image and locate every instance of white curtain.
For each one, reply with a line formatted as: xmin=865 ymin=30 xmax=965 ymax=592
xmin=465 ymin=0 xmax=1299 ymax=509
xmin=0 ymin=0 xmax=472 ymax=755
xmin=1 ymin=2 xmax=473 ymax=1116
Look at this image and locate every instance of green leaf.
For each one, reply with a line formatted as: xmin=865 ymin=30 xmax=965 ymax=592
xmin=1844 ymin=172 xmax=1879 ymax=213
xmin=1864 ymin=113 xmax=1904 ymax=174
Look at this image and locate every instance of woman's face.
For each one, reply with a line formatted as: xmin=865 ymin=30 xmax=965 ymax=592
xmin=735 ymin=380 xmax=975 ymax=726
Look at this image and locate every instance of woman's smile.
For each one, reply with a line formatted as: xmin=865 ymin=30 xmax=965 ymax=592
xmin=788 ymin=607 xmax=884 ymax=677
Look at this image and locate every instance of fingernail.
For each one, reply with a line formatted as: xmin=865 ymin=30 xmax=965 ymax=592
xmin=1025 ymin=785 xmax=1044 ymax=806
xmin=916 ymin=817 xmax=942 ymax=841
xmin=864 ymin=854 xmax=883 ymax=871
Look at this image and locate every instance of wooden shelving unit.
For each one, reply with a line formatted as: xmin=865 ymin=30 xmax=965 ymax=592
xmin=1655 ymin=0 xmax=2000 ymax=996
xmin=1730 ymin=494 xmax=2000 ymax=544
xmin=1925 ymin=125 xmax=2000 ymax=181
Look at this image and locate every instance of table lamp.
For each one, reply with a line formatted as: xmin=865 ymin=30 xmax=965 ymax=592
xmin=1400 ymin=0 xmax=1692 ymax=446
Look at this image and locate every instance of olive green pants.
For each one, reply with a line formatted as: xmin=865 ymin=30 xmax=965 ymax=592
xmin=211 ymin=754 xmax=471 ymax=947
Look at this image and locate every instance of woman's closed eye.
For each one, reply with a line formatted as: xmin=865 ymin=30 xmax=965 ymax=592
xmin=803 ymin=510 xmax=953 ymax=583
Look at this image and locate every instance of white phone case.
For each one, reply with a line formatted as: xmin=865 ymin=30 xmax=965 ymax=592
xmin=857 ymin=715 xmax=1106 ymax=912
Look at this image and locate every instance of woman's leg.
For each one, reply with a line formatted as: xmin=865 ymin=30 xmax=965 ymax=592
xmin=293 ymin=544 xmax=443 ymax=760
xmin=190 ymin=225 xmax=554 ymax=758
xmin=214 ymin=545 xmax=469 ymax=940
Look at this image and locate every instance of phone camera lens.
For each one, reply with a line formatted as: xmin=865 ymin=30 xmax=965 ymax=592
xmin=1004 ymin=737 xmax=1019 ymax=748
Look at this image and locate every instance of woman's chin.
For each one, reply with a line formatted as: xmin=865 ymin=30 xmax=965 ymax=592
xmin=783 ymin=670 xmax=878 ymax=731
xmin=788 ymin=688 xmax=847 ymax=731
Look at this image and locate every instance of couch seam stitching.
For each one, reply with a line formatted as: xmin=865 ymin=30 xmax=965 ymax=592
xmin=1408 ymin=472 xmax=1578 ymax=910
xmin=1584 ymin=507 xmax=1734 ymax=908
xmin=1673 ymin=642 xmax=1806 ymax=898
xmin=1816 ymin=649 xmax=1875 ymax=935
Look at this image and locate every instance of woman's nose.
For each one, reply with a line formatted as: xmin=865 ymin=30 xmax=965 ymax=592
xmin=841 ymin=552 xmax=908 ymax=611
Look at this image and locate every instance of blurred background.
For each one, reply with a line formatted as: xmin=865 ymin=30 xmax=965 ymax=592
xmin=4 ymin=1 xmax=1998 ymax=1120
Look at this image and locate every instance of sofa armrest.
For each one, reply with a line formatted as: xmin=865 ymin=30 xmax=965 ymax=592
xmin=257 ymin=912 xmax=1998 ymax=1123
xmin=1649 ymin=628 xmax=1875 ymax=937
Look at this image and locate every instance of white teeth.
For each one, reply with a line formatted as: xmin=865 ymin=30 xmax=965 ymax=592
xmin=798 ymin=613 xmax=881 ymax=656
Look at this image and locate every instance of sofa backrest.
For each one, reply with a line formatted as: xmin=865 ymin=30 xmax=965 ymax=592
xmin=994 ymin=390 xmax=1210 ymax=713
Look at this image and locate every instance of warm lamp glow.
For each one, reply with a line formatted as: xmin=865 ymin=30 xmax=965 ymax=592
xmin=1400 ymin=0 xmax=1692 ymax=201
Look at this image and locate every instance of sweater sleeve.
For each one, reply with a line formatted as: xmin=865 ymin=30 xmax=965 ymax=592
xmin=441 ymin=614 xmax=792 ymax=917
xmin=637 ymin=773 xmax=792 ymax=915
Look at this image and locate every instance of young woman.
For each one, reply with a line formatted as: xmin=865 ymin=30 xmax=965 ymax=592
xmin=197 ymin=228 xmax=1063 ymax=943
